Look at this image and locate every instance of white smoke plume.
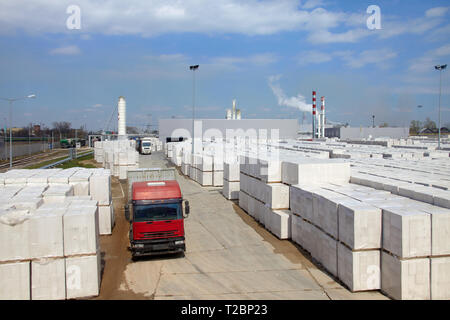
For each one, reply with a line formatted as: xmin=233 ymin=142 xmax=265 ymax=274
xmin=268 ymin=75 xmax=312 ymax=112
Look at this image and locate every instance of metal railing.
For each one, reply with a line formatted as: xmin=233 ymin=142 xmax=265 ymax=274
xmin=39 ymin=149 xmax=94 ymax=169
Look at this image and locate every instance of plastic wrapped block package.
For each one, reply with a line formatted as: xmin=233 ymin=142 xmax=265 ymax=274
xmin=89 ymin=172 xmax=111 ymax=206
xmin=98 ymin=203 xmax=114 ymax=235
xmin=31 ymin=258 xmax=66 ymax=300
xmin=65 ymin=253 xmax=101 ymax=299
xmin=224 ymin=162 xmax=240 ymax=182
xmin=338 ymin=200 xmax=382 ymax=250
xmin=381 ymin=252 xmax=430 ymax=300
xmin=42 ymin=185 xmax=74 ymax=203
xmin=63 ymin=206 xmax=99 ymax=256
xmin=337 ymin=243 xmax=380 ymax=292
xmin=223 ymin=180 xmax=240 ymax=200
xmin=430 ymin=257 xmax=450 ymax=300
xmin=0 ymin=261 xmax=31 ymax=300
xmin=29 ymin=208 xmax=65 ymax=259
xmin=0 ymin=209 xmax=32 ymax=262
xmin=382 ymin=208 xmax=431 ymax=258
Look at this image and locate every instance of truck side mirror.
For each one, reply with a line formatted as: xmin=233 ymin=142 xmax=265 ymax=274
xmin=124 ymin=204 xmax=130 ymax=222
xmin=184 ymin=200 xmax=190 ymax=216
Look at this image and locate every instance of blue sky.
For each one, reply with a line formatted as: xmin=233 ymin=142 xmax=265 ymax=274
xmin=0 ymin=0 xmax=449 ymax=131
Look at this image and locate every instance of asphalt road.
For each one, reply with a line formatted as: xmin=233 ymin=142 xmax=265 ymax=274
xmin=97 ymin=151 xmax=388 ymax=300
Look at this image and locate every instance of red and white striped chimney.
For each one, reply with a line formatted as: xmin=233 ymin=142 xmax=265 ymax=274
xmin=321 ymin=96 xmax=325 ymax=138
xmin=312 ymin=91 xmax=316 ymax=139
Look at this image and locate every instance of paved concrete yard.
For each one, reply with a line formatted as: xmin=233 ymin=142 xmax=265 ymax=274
xmin=110 ymin=152 xmax=388 ymax=300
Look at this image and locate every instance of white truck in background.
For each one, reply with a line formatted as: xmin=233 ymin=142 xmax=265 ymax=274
xmin=140 ymin=138 xmax=152 ymax=155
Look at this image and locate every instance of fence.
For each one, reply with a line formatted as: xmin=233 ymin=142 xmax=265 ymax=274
xmin=0 ymin=141 xmax=61 ymax=160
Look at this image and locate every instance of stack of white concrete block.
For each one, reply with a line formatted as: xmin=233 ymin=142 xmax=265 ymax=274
xmin=90 ymin=168 xmax=114 ymax=235
xmin=0 ymin=185 xmax=101 ymax=300
xmin=94 ymin=140 xmax=139 ymax=179
xmin=223 ymin=161 xmax=240 ymax=200
xmin=188 ymin=154 xmax=213 ymax=186
xmin=0 ymin=168 xmax=114 ymax=236
xmin=239 ymin=154 xmax=292 ymax=239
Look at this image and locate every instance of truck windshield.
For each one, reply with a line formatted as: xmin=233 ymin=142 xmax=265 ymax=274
xmin=143 ymin=142 xmax=151 ymax=147
xmin=134 ymin=203 xmax=182 ymax=222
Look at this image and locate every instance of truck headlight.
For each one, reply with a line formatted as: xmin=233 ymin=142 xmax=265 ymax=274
xmin=175 ymin=240 xmax=184 ymax=245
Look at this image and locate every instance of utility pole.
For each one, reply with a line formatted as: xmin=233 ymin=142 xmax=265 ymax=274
xmin=190 ymin=65 xmax=199 ymax=154
xmin=435 ymin=64 xmax=447 ymax=150
xmin=372 ymin=115 xmax=375 ymax=128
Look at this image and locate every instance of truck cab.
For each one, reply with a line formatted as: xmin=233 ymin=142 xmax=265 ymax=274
xmin=126 ymin=180 xmax=189 ymax=258
xmin=140 ymin=139 xmax=152 ymax=155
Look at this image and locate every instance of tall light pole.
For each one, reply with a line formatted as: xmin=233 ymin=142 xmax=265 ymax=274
xmin=0 ymin=94 xmax=36 ymax=168
xmin=435 ymin=64 xmax=447 ymax=150
xmin=189 ymin=65 xmax=199 ymax=154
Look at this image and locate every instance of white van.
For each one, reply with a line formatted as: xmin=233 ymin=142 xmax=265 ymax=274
xmin=140 ymin=139 xmax=152 ymax=155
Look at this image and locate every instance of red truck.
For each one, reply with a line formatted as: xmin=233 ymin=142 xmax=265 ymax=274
xmin=125 ymin=180 xmax=189 ymax=258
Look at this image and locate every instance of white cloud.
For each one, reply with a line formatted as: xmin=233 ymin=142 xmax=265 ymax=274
xmin=297 ymin=50 xmax=332 ymax=65
xmin=268 ymin=75 xmax=312 ymax=112
xmin=301 ymin=0 xmax=326 ymax=9
xmin=0 ymin=0 xmax=371 ymax=44
xmin=409 ymin=43 xmax=450 ymax=73
xmin=297 ymin=49 xmax=397 ymax=69
xmin=49 ymin=45 xmax=81 ymax=55
xmin=340 ymin=49 xmax=397 ymax=69
xmin=425 ymin=6 xmax=449 ymax=18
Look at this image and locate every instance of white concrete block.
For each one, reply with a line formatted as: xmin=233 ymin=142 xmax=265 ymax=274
xmin=381 ymin=252 xmax=430 ymax=300
xmin=213 ymin=171 xmax=223 ymax=187
xmin=65 ymin=253 xmax=101 ymax=299
xmin=313 ymin=189 xmax=347 ymax=238
xmin=99 ymin=204 xmax=113 ymax=235
xmin=422 ymin=206 xmax=450 ymax=256
xmin=89 ymin=173 xmax=111 ymax=206
xmin=9 ymin=197 xmax=43 ymax=211
xmin=264 ymin=183 xmax=289 ymax=209
xmin=337 ymin=243 xmax=380 ymax=292
xmin=198 ymin=171 xmax=212 ymax=186
xmin=338 ymin=200 xmax=382 ymax=250
xmin=296 ymin=217 xmax=317 ymax=257
xmin=290 ymin=185 xmax=319 ymax=222
xmin=0 ymin=261 xmax=30 ymax=300
xmin=239 ymin=191 xmax=248 ymax=213
xmin=223 ymin=180 xmax=240 ymax=200
xmin=224 ymin=162 xmax=240 ymax=182
xmin=0 ymin=209 xmax=32 ymax=262
xmin=431 ymin=257 xmax=450 ymax=300
xmin=268 ymin=209 xmax=291 ymax=239
xmin=43 ymin=185 xmax=74 ymax=203
xmin=282 ymin=159 xmax=350 ymax=186
xmin=63 ymin=206 xmax=99 ymax=256
xmin=29 ymin=208 xmax=65 ymax=259
xmin=316 ymin=230 xmax=338 ymax=277
xmin=382 ymin=208 xmax=431 ymax=258
xmin=259 ymin=158 xmax=282 ymax=183
xmin=31 ymin=258 xmax=66 ymax=300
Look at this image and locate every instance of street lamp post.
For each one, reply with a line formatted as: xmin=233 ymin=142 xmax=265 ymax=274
xmin=0 ymin=94 xmax=36 ymax=168
xmin=189 ymin=65 xmax=199 ymax=154
xmin=435 ymin=64 xmax=447 ymax=150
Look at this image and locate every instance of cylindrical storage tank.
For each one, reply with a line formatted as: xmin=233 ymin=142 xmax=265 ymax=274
xmin=236 ymin=109 xmax=241 ymax=119
xmin=226 ymin=109 xmax=232 ymax=120
xmin=118 ymin=96 xmax=126 ymax=136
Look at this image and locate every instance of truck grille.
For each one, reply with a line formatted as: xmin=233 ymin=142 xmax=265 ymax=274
xmin=140 ymin=230 xmax=178 ymax=239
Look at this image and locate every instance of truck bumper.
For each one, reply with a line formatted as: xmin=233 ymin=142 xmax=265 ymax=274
xmin=131 ymin=237 xmax=185 ymax=257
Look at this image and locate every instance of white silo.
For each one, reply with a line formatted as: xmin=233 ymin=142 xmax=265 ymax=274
xmin=236 ymin=109 xmax=241 ymax=119
xmin=226 ymin=109 xmax=232 ymax=119
xmin=232 ymin=99 xmax=236 ymax=119
xmin=118 ymin=96 xmax=126 ymax=137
